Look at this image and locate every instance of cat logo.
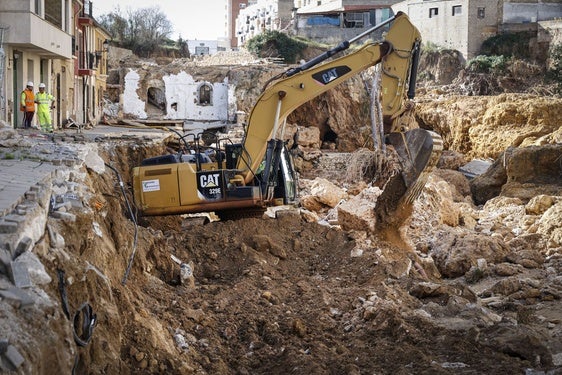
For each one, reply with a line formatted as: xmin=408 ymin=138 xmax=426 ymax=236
xmin=200 ymin=173 xmax=220 ymax=188
xmin=198 ymin=172 xmax=223 ymax=200
xmin=312 ymin=65 xmax=351 ymax=85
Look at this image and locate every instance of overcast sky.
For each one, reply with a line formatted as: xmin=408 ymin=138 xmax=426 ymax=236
xmin=92 ymin=0 xmax=226 ymax=40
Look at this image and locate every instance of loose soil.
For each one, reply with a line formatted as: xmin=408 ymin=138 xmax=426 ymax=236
xmin=32 ymin=143 xmax=557 ymax=375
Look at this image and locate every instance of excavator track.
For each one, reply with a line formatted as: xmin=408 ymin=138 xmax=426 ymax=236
xmin=374 ymin=129 xmax=443 ymax=229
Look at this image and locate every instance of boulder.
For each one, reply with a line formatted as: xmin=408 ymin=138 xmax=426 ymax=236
xmin=429 ymin=230 xmax=510 ymax=278
xmin=470 ymin=144 xmax=562 ymax=205
xmin=337 ymin=187 xmax=382 ymax=232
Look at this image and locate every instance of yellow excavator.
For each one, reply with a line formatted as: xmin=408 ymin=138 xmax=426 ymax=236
xmin=132 ymin=12 xmax=442 ymax=220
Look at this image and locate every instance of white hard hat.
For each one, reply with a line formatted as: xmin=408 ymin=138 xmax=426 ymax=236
xmin=39 ymin=83 xmax=46 ymax=88
xmin=26 ymin=81 xmax=33 ymax=87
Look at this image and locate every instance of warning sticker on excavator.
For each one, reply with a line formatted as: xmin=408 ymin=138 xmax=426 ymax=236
xmin=197 ymin=171 xmax=224 ymax=200
xmin=142 ymin=179 xmax=160 ymax=192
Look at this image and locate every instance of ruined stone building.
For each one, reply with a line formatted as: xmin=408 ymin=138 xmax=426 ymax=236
xmin=119 ymin=66 xmax=231 ymax=126
xmin=392 ymin=0 xmax=562 ymax=60
xmin=0 ymin=0 xmax=108 ymax=128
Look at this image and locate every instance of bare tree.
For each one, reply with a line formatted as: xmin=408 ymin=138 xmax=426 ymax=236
xmin=99 ymin=6 xmax=175 ymax=57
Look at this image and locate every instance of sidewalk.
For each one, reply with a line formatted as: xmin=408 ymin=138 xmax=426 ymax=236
xmin=0 ymin=124 xmax=169 ymax=232
xmin=0 ymin=160 xmax=57 ymax=218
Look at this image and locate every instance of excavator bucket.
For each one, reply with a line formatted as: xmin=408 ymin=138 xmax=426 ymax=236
xmin=374 ymin=128 xmax=442 ymax=230
xmin=386 ymin=128 xmax=443 ymax=205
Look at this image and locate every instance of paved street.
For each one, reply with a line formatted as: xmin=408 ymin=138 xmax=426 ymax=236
xmin=0 ymin=124 xmax=168 ymax=229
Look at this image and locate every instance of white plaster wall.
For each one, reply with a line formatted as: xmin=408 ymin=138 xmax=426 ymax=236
xmin=227 ymin=79 xmax=238 ymax=123
xmin=163 ymin=71 xmax=229 ymax=121
xmin=123 ymin=69 xmax=147 ymax=118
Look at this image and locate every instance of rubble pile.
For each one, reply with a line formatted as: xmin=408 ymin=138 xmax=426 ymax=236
xmin=191 ymin=49 xmax=263 ymax=66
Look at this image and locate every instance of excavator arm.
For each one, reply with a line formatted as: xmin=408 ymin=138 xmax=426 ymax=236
xmin=240 ymin=12 xmax=423 ymax=181
xmin=131 ymin=12 xmax=442 ymax=220
xmin=239 ymin=11 xmax=442 ymax=207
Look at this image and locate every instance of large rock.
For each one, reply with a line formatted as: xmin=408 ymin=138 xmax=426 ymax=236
xmin=416 ymin=94 xmax=562 ymax=159
xmin=299 ymin=177 xmax=348 ymax=213
xmin=337 ymin=187 xmax=382 ymax=232
xmin=429 ymin=230 xmax=510 ymax=278
xmin=432 ymin=169 xmax=472 ymax=202
xmin=418 ymin=49 xmax=464 ymax=85
xmin=470 ymin=144 xmax=562 ymax=205
xmin=536 ymin=201 xmax=562 ymax=248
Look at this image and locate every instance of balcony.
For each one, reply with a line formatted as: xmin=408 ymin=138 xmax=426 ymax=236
xmin=78 ymin=52 xmax=96 ymax=76
xmin=78 ymin=16 xmax=95 ymax=26
xmin=0 ymin=11 xmax=71 ymax=58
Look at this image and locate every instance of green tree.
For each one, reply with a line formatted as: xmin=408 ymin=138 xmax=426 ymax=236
xmin=466 ymin=55 xmax=509 ymax=74
xmin=479 ymin=32 xmax=533 ymax=60
xmin=176 ymin=36 xmax=190 ymax=58
xmin=246 ymin=31 xmax=307 ymax=64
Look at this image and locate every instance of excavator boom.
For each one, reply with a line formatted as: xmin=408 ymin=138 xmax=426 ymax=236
xmin=131 ymin=12 xmax=442 ymax=219
xmin=240 ymin=12 xmax=425 ymax=181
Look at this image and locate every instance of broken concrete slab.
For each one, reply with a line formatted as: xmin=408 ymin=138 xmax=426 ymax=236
xmin=0 ymin=248 xmax=11 ymax=275
xmin=50 ymin=211 xmax=76 ymax=222
xmin=459 ymin=159 xmax=492 ymax=179
xmin=13 ymin=236 xmax=33 ymax=259
xmin=0 ymin=278 xmax=11 ymax=290
xmin=3 ymin=344 xmax=25 ymax=370
xmin=0 ymin=220 xmax=19 ymax=234
xmin=15 ymin=251 xmax=52 ymax=286
xmin=0 ymin=287 xmax=35 ymax=309
xmin=9 ymin=261 xmax=32 ymax=288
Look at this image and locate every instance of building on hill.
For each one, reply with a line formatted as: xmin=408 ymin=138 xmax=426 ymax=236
xmin=392 ymin=0 xmax=562 ymax=60
xmin=0 ymin=0 xmax=72 ymax=128
xmin=235 ymin=0 xmax=294 ymax=46
xmin=74 ymin=0 xmax=110 ymax=126
xmin=292 ymin=0 xmax=403 ymax=45
xmin=188 ymin=40 xmax=220 ymax=56
xmin=227 ymin=0 xmax=249 ymax=50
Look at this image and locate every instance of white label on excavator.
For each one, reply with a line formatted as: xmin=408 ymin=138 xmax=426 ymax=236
xmin=142 ymin=179 xmax=160 ymax=192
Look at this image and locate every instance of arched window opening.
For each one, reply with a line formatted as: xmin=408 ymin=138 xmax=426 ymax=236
xmin=147 ymin=87 xmax=166 ymax=116
xmin=198 ymin=84 xmax=213 ymax=106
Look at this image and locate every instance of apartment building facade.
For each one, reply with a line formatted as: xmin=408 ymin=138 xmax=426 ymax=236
xmin=0 ymin=0 xmax=108 ymax=128
xmin=235 ymin=0 xmax=294 ymax=46
xmin=392 ymin=0 xmax=562 ymax=60
xmin=74 ymin=0 xmax=109 ymax=125
xmin=227 ymin=0 xmax=249 ymax=50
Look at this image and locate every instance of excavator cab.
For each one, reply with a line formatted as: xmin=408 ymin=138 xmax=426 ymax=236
xmin=225 ymin=141 xmax=297 ymax=206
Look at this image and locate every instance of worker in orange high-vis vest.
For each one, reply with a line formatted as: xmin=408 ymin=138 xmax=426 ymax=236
xmin=20 ymin=81 xmax=35 ymax=129
xmin=35 ymin=83 xmax=56 ymax=133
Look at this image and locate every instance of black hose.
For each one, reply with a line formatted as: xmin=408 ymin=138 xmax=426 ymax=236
xmin=104 ymin=163 xmax=138 ymax=285
xmin=57 ymin=269 xmax=71 ymax=320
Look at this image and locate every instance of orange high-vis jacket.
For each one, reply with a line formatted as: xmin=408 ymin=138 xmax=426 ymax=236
xmin=21 ymin=89 xmax=35 ymax=112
